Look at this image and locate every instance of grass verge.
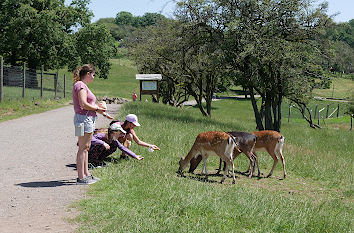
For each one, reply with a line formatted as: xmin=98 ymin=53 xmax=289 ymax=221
xmin=0 ymin=98 xmax=70 ymax=123
xmin=74 ymin=100 xmax=353 ymax=232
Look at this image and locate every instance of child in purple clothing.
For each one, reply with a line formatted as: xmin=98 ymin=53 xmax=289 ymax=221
xmin=88 ymin=122 xmax=143 ymax=166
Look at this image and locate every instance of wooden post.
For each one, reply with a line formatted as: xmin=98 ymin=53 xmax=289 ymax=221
xmin=326 ymin=104 xmax=329 ymax=118
xmin=54 ymin=71 xmax=58 ymax=98
xmin=157 ymin=80 xmax=160 ymax=103
xmin=40 ymin=65 xmax=43 ymax=98
xmin=22 ymin=63 xmax=26 ymax=98
xmin=0 ymin=56 xmax=3 ymax=103
xmin=63 ymin=74 xmax=66 ymax=98
xmin=139 ymin=80 xmax=142 ymax=101
xmin=288 ymin=103 xmax=291 ymax=123
xmin=337 ymin=104 xmax=340 ymax=118
xmin=318 ymin=110 xmax=320 ymax=126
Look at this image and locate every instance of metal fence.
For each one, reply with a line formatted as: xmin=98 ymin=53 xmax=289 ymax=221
xmin=0 ymin=56 xmax=68 ymax=102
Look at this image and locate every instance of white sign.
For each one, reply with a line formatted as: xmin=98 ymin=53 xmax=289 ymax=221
xmin=142 ymin=81 xmax=157 ymax=91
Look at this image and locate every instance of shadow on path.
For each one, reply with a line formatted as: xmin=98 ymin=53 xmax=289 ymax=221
xmin=16 ymin=179 xmax=77 ymax=188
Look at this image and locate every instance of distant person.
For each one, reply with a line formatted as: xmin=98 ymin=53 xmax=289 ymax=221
xmin=72 ymin=64 xmax=106 ymax=185
xmin=119 ymin=114 xmax=160 ymax=159
xmin=88 ymin=121 xmax=144 ymax=167
xmin=132 ymin=92 xmax=138 ymax=101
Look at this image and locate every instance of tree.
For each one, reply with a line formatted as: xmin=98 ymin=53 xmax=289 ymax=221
xmin=128 ymin=17 xmax=225 ymax=116
xmin=0 ymin=0 xmax=92 ymax=69
xmin=0 ymin=0 xmax=115 ymax=79
xmin=133 ymin=13 xmax=166 ymax=27
xmin=217 ymin=0 xmax=331 ymax=131
xmin=73 ymin=24 xmax=116 ymax=79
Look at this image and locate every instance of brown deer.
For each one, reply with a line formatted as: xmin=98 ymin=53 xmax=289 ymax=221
xmin=178 ymin=131 xmax=240 ymax=184
xmin=189 ymin=132 xmax=258 ymax=178
xmin=190 ymin=130 xmax=286 ymax=179
xmin=252 ymin=130 xmax=286 ymax=179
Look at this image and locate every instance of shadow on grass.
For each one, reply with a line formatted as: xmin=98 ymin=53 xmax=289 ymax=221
xmin=191 ymin=169 xmax=265 ymax=180
xmin=181 ymin=174 xmax=219 ymax=184
xmin=16 ymin=179 xmax=77 ymax=188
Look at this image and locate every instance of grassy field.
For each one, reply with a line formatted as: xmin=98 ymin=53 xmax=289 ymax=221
xmin=312 ymin=77 xmax=354 ymax=100
xmin=73 ymin=100 xmax=353 ymax=232
xmin=1 ymin=58 xmax=353 ymax=232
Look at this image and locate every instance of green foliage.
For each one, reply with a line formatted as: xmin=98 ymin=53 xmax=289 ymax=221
xmin=110 ymin=11 xmax=166 ymax=41
xmin=72 ymin=24 xmax=116 ymax=79
xmin=95 ymin=17 xmax=135 ymax=41
xmin=0 ymin=0 xmax=92 ymax=69
xmin=115 ymin=11 xmax=134 ymax=26
xmin=0 ymin=0 xmax=115 ymax=79
xmin=324 ymin=19 xmax=354 ymax=74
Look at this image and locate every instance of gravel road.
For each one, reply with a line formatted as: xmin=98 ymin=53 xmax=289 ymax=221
xmin=0 ymin=104 xmax=122 ymax=233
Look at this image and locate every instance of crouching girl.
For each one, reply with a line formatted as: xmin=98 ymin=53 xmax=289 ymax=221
xmin=88 ymin=122 xmax=143 ymax=167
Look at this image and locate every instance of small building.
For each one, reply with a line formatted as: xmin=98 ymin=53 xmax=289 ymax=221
xmin=135 ymin=74 xmax=162 ymax=102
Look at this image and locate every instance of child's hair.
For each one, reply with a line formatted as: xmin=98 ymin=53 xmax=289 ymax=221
xmin=73 ymin=64 xmax=96 ymax=83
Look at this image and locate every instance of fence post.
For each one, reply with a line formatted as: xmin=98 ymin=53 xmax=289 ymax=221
xmin=54 ymin=71 xmax=58 ymax=99
xmin=63 ymin=74 xmax=66 ymax=98
xmin=288 ymin=103 xmax=291 ymax=122
xmin=337 ymin=104 xmax=340 ymax=118
xmin=22 ymin=63 xmax=26 ymax=98
xmin=326 ymin=104 xmax=329 ymax=118
xmin=351 ymin=115 xmax=353 ymax=131
xmin=318 ymin=110 xmax=320 ymax=126
xmin=40 ymin=65 xmax=44 ymax=98
xmin=0 ymin=56 xmax=3 ymax=103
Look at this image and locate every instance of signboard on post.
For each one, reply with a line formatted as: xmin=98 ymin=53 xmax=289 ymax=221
xmin=136 ymin=74 xmax=162 ymax=102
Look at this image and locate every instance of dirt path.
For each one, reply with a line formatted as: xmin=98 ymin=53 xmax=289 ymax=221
xmin=0 ymin=104 xmax=122 ymax=233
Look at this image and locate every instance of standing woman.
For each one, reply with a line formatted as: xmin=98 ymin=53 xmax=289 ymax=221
xmin=72 ymin=64 xmax=105 ymax=184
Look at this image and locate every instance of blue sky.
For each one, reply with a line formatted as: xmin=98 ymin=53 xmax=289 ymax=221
xmin=66 ymin=0 xmax=353 ymax=23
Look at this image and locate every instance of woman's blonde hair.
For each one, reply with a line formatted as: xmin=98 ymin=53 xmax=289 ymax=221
xmin=73 ymin=64 xmax=96 ymax=83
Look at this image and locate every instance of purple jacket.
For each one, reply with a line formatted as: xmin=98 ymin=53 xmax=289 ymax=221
xmin=90 ymin=133 xmax=137 ymax=159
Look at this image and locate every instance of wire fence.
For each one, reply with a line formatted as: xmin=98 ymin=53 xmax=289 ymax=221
xmin=287 ymin=102 xmax=353 ymax=130
xmin=0 ymin=56 xmax=68 ymax=102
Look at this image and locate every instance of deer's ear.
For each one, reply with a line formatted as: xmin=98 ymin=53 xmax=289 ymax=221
xmin=178 ymin=154 xmax=184 ymax=159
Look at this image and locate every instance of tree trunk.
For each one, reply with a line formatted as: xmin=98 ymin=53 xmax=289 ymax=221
xmin=264 ymin=94 xmax=274 ymax=130
xmin=249 ymin=88 xmax=264 ymax=130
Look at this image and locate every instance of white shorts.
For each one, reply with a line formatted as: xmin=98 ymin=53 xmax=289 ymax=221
xmin=74 ymin=113 xmax=96 ymax=134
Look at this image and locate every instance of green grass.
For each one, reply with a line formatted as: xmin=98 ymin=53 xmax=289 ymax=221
xmin=88 ymin=58 xmax=140 ymax=99
xmin=0 ymin=97 xmax=70 ymax=123
xmin=313 ymin=77 xmax=354 ymax=100
xmin=74 ymin=100 xmax=354 ymax=232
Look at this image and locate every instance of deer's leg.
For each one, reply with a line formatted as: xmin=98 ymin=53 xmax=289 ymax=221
xmin=202 ymin=157 xmax=209 ymax=176
xmin=230 ymin=159 xmax=236 ymax=184
xmin=244 ymin=152 xmax=255 ymax=178
xmin=266 ymin=150 xmax=278 ymax=178
xmin=216 ymin=158 xmax=223 ymax=175
xmin=253 ymin=153 xmax=261 ymax=177
xmin=220 ymin=161 xmax=228 ymax=184
xmin=278 ymin=150 xmax=286 ymax=179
